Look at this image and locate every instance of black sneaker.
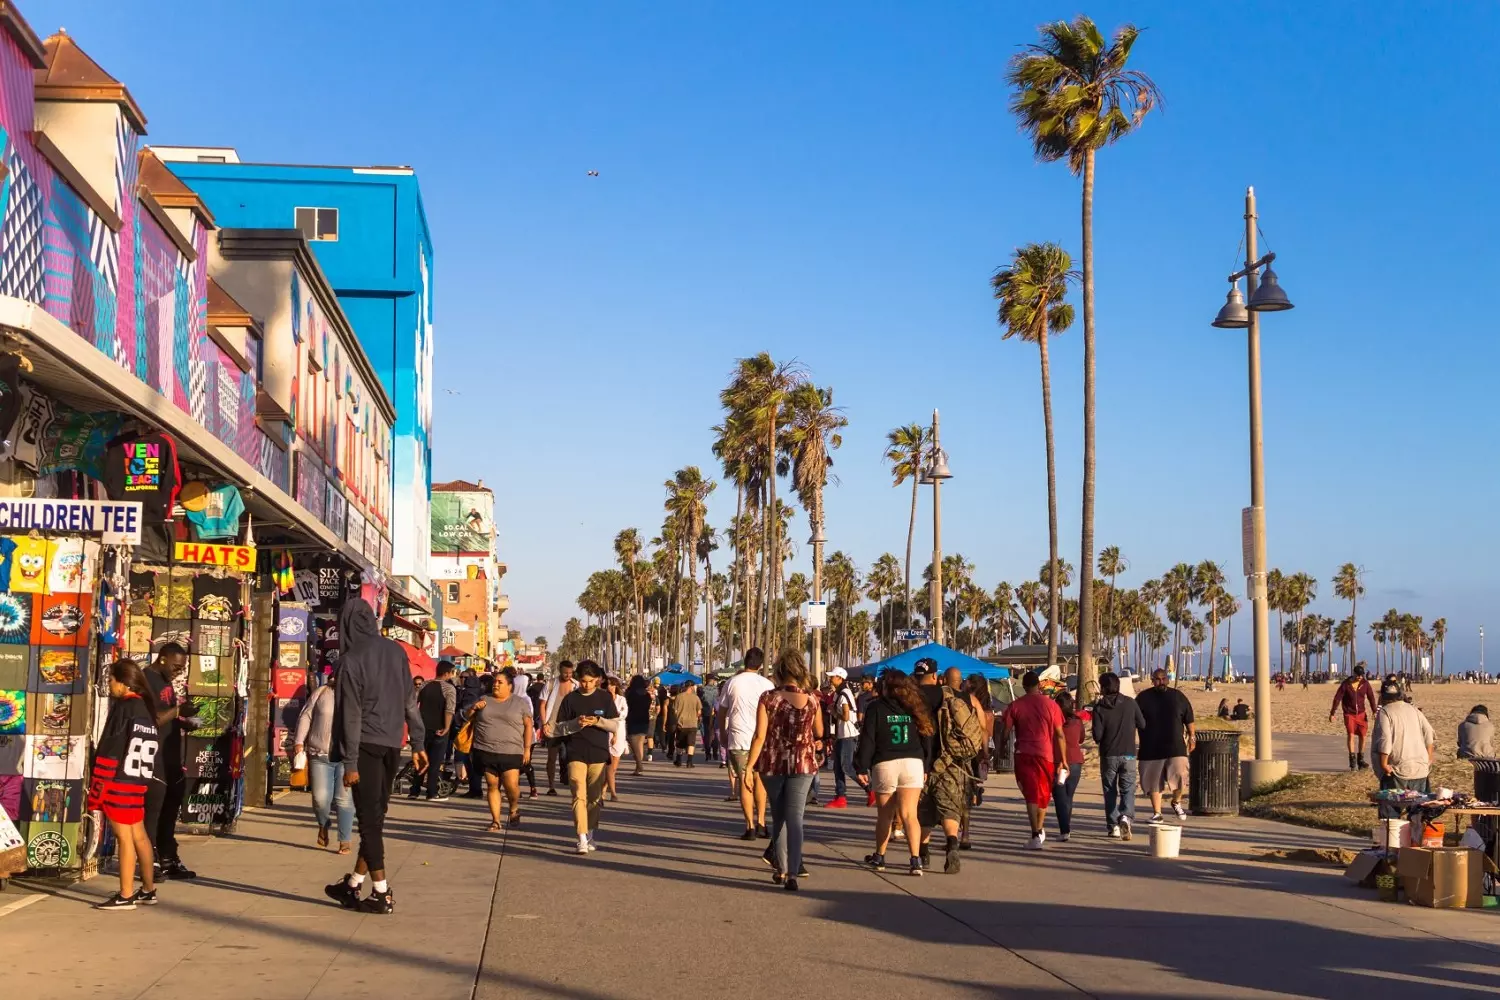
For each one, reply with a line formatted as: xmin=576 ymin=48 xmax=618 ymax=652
xmin=944 ymin=840 xmax=961 ymax=875
xmin=761 ymin=847 xmax=777 ymax=868
xmin=865 ymin=852 xmax=886 ymax=872
xmin=546 ymin=788 xmax=558 ymax=796
xmin=427 ymin=794 xmax=451 ymax=803
xmin=794 ymin=864 xmax=810 ymax=878
xmin=919 ymin=844 xmax=931 ymax=870
xmin=158 ymin=859 xmax=196 ymax=880
xmin=358 ymin=887 xmax=394 ymax=914
xmin=739 ymin=828 xmax=757 ymax=841
xmin=756 ymin=825 xmax=770 ymax=839
xmin=324 ymin=879 xmax=362 ymax=910
xmin=133 ymin=887 xmax=159 ymax=906
xmin=784 ymin=877 xmax=799 ymax=892
xmin=908 ymin=857 xmax=924 ymax=878
xmin=93 ymin=892 xmax=137 ymax=910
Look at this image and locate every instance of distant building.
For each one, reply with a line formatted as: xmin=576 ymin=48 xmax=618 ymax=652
xmin=154 ymin=149 xmax=434 ymax=614
xmin=431 ymin=479 xmax=508 ymax=660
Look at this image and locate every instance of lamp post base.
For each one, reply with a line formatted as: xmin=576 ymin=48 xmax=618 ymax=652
xmin=1240 ymin=759 xmax=1289 ymax=800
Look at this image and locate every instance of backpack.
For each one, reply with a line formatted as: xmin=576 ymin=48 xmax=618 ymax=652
xmin=937 ymin=687 xmax=986 ymax=763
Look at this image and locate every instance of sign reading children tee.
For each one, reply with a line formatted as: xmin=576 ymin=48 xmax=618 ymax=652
xmin=104 ymin=432 xmax=180 ymax=521
xmin=0 ymin=499 xmax=143 ymax=544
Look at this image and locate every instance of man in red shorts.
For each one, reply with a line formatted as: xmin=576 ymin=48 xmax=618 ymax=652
xmin=999 ymin=670 xmax=1067 ymax=850
xmin=1329 ymin=663 xmax=1378 ymax=771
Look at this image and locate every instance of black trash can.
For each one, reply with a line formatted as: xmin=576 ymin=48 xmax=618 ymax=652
xmin=1190 ymin=729 xmax=1241 ymax=816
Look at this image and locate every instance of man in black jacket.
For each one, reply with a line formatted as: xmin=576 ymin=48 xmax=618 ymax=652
xmin=1091 ymin=672 xmax=1147 ymax=841
xmin=325 ymin=599 xmax=427 ymax=914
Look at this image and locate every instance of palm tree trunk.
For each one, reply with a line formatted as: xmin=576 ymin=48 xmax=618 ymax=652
xmin=904 ymin=478 xmax=918 ymax=629
xmin=1350 ymin=592 xmax=1358 ymax=668
xmin=1077 ymin=147 xmax=1099 ymax=692
xmin=1039 ymin=322 xmax=1060 ymax=670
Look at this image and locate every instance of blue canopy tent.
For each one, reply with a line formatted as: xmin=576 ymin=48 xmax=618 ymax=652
xmin=651 ymin=664 xmax=699 ymax=688
xmin=848 ymin=643 xmax=1010 ymax=681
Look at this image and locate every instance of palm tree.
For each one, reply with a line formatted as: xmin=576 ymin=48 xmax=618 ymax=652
xmin=1266 ymin=569 xmax=1286 ymax=673
xmin=785 ymin=381 xmax=847 ymax=678
xmin=992 ymin=241 xmax=1075 ymax=669
xmin=1194 ymin=561 xmax=1228 ymax=681
xmin=1332 ymin=563 xmax=1365 ymax=669
xmin=1432 ymin=617 xmax=1447 ymax=676
xmin=866 ymin=553 xmax=901 ymax=652
xmin=1097 ymin=545 xmax=1127 ymax=664
xmin=1008 ymin=15 xmax=1161 ymax=692
xmin=883 ymin=423 xmax=930 ymax=629
xmin=614 ymin=529 xmax=644 ymax=671
xmin=664 ymin=467 xmax=715 ymax=667
xmin=1015 ymin=580 xmax=1044 ymax=643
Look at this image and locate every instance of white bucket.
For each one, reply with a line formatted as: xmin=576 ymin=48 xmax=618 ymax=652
xmin=1372 ymin=819 xmax=1410 ymax=850
xmin=1149 ymin=824 xmax=1182 ymax=859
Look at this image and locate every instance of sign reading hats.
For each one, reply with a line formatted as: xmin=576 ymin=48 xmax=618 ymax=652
xmin=173 ymin=542 xmax=256 ymax=571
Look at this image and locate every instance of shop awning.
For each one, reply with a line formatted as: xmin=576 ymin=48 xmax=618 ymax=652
xmin=398 ymin=639 xmax=437 ymax=680
xmin=0 ymin=296 xmax=368 ymax=566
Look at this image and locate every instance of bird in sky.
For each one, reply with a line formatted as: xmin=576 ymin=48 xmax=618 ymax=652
xmin=587 ymin=170 xmax=599 ymax=177
xmin=444 ymin=388 xmax=461 ymax=395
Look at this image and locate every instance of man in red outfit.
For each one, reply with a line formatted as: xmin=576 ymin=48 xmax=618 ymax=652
xmin=999 ymin=671 xmax=1067 ymax=850
xmin=1329 ymin=663 xmax=1379 ymax=771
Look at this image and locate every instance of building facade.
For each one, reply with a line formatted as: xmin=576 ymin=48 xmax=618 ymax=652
xmin=154 ymin=152 xmax=434 ymax=613
xmin=430 ymin=479 xmax=507 ymax=660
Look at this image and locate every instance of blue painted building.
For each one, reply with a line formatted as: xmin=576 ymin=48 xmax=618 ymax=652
xmin=159 ymin=148 xmax=435 ymax=611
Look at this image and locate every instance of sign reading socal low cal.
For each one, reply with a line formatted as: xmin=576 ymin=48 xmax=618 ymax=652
xmin=174 ymin=541 xmax=257 ymax=571
xmin=0 ymin=499 xmax=143 ymax=543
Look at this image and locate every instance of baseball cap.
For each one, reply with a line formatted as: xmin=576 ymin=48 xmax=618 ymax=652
xmin=912 ymin=658 xmax=937 ymax=678
xmin=828 ymin=667 xmax=848 ymax=679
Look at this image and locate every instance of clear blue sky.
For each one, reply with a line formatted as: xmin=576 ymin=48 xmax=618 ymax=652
xmin=35 ymin=1 xmax=1498 ymax=667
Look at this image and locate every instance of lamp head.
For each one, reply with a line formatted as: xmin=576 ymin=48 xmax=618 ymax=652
xmin=1211 ymin=283 xmax=1250 ymax=329
xmin=927 ymin=448 xmax=953 ymax=481
xmin=1247 ymin=266 xmax=1293 ymax=312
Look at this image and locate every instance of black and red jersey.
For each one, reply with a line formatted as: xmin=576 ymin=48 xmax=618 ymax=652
xmin=88 ymin=694 xmax=160 ymax=824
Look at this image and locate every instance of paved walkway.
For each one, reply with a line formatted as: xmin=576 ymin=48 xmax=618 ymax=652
xmin=4 ymin=763 xmax=1500 ymax=999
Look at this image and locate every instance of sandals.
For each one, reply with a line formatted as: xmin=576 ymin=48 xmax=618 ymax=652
xmin=317 ymin=825 xmax=330 ymax=849
xmin=487 ymin=821 xmax=502 ymax=832
xmin=337 ymin=842 xmax=352 ymax=855
xmin=508 ymin=811 xmax=521 ymax=828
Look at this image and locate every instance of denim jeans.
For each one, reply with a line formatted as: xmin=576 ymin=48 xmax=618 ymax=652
xmin=1053 ymin=761 xmax=1084 ymax=836
xmin=763 ymin=773 xmax=815 ymax=874
xmin=412 ymin=733 xmax=450 ymax=798
xmin=1100 ymin=756 xmax=1138 ymax=830
xmin=308 ymin=754 xmax=354 ymax=842
xmin=832 ymin=738 xmax=856 ymax=799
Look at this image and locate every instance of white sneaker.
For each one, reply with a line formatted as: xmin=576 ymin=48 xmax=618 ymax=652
xmin=576 ymin=837 xmax=591 ymax=855
xmin=1172 ymin=802 xmax=1187 ymax=822
xmin=1120 ymin=817 xmax=1133 ymax=842
xmin=1026 ymin=833 xmax=1045 ymax=850
xmin=1107 ymin=826 xmax=1121 ymax=839
xmin=1059 ymin=832 xmax=1070 ymax=842
xmin=1149 ymin=813 xmax=1164 ymax=825
xmin=586 ymin=833 xmax=598 ymax=853
xmin=1037 ymin=830 xmax=1046 ymax=846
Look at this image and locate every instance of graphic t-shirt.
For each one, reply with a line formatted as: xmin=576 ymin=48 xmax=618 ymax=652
xmin=184 ymin=485 xmax=245 ymax=541
xmin=556 ymin=688 xmax=619 ymax=765
xmin=192 ymin=576 xmax=242 ymax=623
xmin=45 ymin=538 xmax=95 ymax=594
xmin=104 ymin=433 xmax=180 ymax=521
xmin=0 ymin=537 xmax=14 ymax=592
xmin=8 ymin=536 xmax=47 ymax=594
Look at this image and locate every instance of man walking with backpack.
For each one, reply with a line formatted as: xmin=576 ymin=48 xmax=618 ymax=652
xmin=917 ymin=664 xmax=986 ymax=872
xmin=824 ymin=667 xmax=859 ymax=809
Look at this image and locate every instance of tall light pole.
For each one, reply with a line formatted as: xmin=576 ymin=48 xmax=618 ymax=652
xmin=809 ymin=523 xmax=826 ymax=680
xmin=1211 ymin=185 xmax=1294 ymax=792
xmin=1481 ymin=626 xmax=1486 ymax=675
xmin=922 ymin=409 xmax=953 ymax=645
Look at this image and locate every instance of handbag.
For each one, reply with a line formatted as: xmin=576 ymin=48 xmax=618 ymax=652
xmin=289 ymin=750 xmax=309 ymax=788
xmin=455 ymin=718 xmax=475 ymax=755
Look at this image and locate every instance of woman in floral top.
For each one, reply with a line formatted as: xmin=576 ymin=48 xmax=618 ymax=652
xmin=747 ymin=649 xmax=824 ymax=892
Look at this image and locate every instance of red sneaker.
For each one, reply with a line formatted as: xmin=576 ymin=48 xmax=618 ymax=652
xmin=866 ymin=790 xmax=877 ymax=807
xmin=824 ymin=796 xmax=848 ymax=809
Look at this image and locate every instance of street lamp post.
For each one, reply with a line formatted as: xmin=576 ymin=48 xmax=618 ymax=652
xmin=922 ymin=409 xmax=953 ymax=645
xmin=1211 ymin=185 xmax=1294 ymax=793
xmin=810 ymin=524 xmax=826 ymax=680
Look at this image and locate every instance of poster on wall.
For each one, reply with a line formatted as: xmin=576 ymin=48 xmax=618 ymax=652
xmin=431 ymin=492 xmax=491 ymax=555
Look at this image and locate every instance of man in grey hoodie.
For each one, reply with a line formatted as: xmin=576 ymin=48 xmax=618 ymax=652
xmin=1458 ymin=705 xmax=1494 ymax=760
xmin=1091 ymin=672 xmax=1147 ymax=841
xmin=324 ymin=598 xmax=427 ymax=914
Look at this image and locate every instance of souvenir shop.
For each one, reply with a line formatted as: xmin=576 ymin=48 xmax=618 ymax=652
xmin=0 ymin=364 xmax=263 ymax=877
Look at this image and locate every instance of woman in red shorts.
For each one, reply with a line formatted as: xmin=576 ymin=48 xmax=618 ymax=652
xmin=88 ymin=658 xmax=162 ymax=910
xmin=998 ymin=670 xmax=1068 ymax=850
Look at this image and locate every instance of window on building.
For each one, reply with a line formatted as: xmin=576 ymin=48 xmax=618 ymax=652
xmin=246 ymin=329 xmax=264 ymax=384
xmin=197 ymin=155 xmax=227 ymax=163
xmin=447 ymin=583 xmax=460 ymax=603
xmin=294 ymin=207 xmax=339 ymax=242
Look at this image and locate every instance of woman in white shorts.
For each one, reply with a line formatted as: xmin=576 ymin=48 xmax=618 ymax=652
xmin=854 ymin=670 xmax=935 ymax=877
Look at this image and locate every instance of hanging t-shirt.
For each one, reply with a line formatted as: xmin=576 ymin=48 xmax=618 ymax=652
xmin=184 ymin=485 xmax=245 ymax=541
xmin=45 ymin=538 xmax=96 ymax=594
xmin=8 ymin=536 xmax=48 ymax=594
xmin=192 ymin=576 xmax=242 ymax=624
xmin=103 ymin=432 xmax=180 ymax=521
xmin=0 ymin=537 xmax=16 ymax=592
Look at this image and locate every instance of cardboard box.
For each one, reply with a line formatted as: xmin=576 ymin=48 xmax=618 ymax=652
xmin=1396 ymin=846 xmax=1485 ymax=908
xmin=1344 ymin=849 xmax=1387 ymax=886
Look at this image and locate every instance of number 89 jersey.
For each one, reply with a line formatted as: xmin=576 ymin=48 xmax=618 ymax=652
xmin=88 ymin=694 xmax=160 ymax=824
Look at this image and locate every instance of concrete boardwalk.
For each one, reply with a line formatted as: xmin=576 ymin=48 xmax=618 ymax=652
xmin=3 ymin=762 xmax=1500 ymax=999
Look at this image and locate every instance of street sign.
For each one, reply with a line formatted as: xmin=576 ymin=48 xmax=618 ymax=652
xmin=692 ymin=659 xmax=704 ymax=668
xmin=805 ymin=601 xmax=827 ymax=628
xmin=895 ymin=628 xmax=931 ymax=642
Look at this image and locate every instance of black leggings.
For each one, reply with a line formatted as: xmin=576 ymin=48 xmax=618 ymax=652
xmin=352 ymin=744 xmax=401 ymax=872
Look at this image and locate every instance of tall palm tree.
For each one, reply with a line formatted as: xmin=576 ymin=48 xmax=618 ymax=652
xmin=785 ymin=381 xmax=847 ymax=678
xmin=1266 ymin=569 xmax=1286 ymax=673
xmin=1097 ymin=545 xmax=1127 ymax=663
xmin=1333 ymin=563 xmax=1365 ymax=669
xmin=665 ymin=467 xmax=716 ymax=667
xmin=613 ymin=529 xmax=644 ymax=671
xmin=1008 ymin=16 xmax=1161 ymax=689
xmin=883 ymin=423 xmax=930 ymax=629
xmin=1431 ymin=617 xmax=1447 ymax=676
xmin=867 ymin=553 xmax=901 ymax=652
xmin=992 ymin=242 xmax=1075 ymax=669
xmin=1194 ymin=561 xmax=1228 ymax=681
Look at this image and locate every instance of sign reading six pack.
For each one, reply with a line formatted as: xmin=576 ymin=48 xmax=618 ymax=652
xmin=174 ymin=542 xmax=256 ymax=571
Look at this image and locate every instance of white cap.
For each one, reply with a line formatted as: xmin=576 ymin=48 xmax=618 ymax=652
xmin=828 ymin=667 xmax=848 ymax=679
